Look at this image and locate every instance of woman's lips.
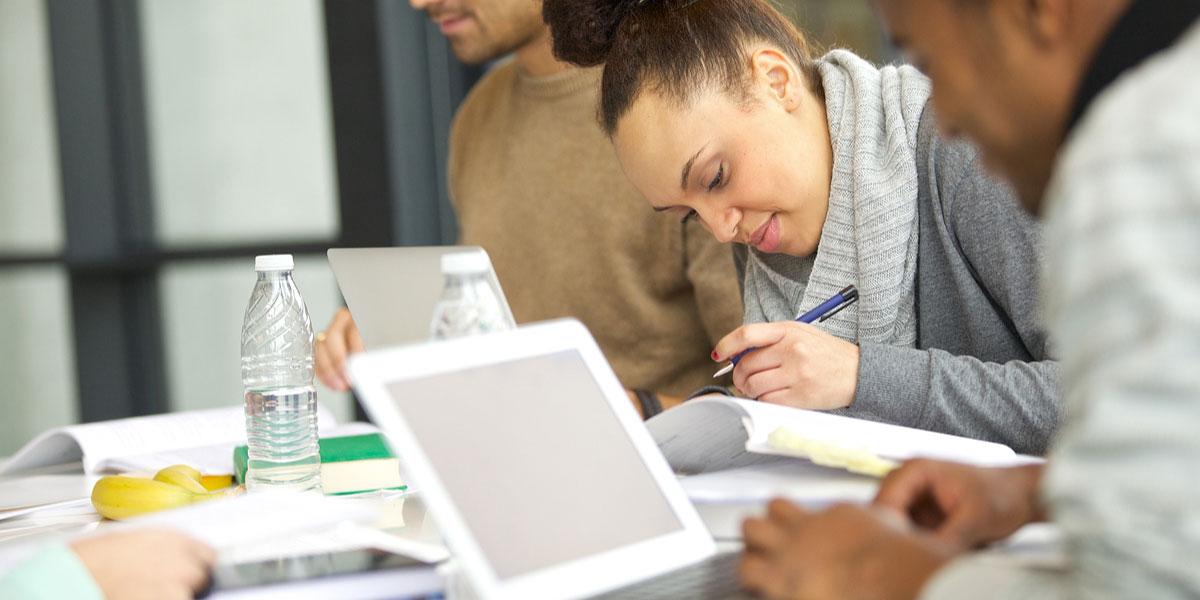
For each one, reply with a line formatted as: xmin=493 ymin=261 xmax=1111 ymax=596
xmin=750 ymin=215 xmax=781 ymax=253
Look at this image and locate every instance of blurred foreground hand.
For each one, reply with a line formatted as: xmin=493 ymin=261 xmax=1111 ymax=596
xmin=739 ymin=499 xmax=956 ymax=600
xmin=873 ymin=459 xmax=1046 ymax=549
xmin=70 ymin=530 xmax=215 ymax=600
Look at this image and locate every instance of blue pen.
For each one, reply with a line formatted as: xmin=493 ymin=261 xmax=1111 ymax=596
xmin=713 ymin=285 xmax=859 ymax=378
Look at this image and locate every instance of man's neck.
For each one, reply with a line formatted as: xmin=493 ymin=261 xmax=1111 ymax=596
xmin=1062 ymin=0 xmax=1132 ymax=125
xmin=513 ymin=29 xmax=573 ymax=77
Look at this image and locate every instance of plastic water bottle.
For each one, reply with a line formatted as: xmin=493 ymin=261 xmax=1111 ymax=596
xmin=240 ymin=254 xmax=321 ymax=493
xmin=429 ymin=252 xmax=515 ymax=339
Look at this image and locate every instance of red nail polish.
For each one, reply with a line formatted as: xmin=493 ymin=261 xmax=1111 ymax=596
xmin=711 ymin=350 xmax=720 ymax=361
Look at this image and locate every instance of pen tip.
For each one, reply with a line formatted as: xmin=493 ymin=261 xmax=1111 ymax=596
xmin=712 ymin=364 xmax=733 ymax=378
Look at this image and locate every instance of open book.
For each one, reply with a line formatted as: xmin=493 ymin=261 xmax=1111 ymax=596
xmin=0 ymin=405 xmax=341 ymax=477
xmin=646 ymin=396 xmax=1028 ymax=476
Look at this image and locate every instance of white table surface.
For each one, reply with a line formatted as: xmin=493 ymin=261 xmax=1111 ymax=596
xmin=1 ymin=464 xmax=1064 ymax=598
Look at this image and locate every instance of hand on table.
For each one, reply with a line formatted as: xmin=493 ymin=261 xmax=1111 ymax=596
xmin=70 ymin=530 xmax=215 ymax=600
xmin=713 ymin=322 xmax=859 ymax=409
xmin=314 ymin=307 xmax=364 ymax=391
xmin=873 ymin=459 xmax=1046 ymax=549
xmin=739 ymin=499 xmax=955 ymax=600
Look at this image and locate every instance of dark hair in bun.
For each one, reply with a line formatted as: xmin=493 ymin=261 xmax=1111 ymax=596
xmin=543 ymin=0 xmax=820 ymax=136
xmin=541 ymin=0 xmax=631 ymax=67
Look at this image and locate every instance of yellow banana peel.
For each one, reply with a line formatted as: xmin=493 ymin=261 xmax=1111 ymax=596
xmin=200 ymin=475 xmax=234 ymax=491
xmin=161 ymin=464 xmax=202 ymax=481
xmin=91 ymin=464 xmax=228 ymax=520
xmin=153 ymin=466 xmax=208 ymax=494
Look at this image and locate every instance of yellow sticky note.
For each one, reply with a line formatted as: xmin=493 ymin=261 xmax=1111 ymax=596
xmin=767 ymin=427 xmax=898 ymax=477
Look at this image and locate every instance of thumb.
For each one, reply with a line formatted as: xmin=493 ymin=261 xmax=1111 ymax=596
xmin=934 ymin=503 xmax=983 ymax=549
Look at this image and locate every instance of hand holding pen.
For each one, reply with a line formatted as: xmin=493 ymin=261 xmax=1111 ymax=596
xmin=714 ymin=285 xmax=859 ymax=377
xmin=710 ymin=285 xmax=862 ymax=409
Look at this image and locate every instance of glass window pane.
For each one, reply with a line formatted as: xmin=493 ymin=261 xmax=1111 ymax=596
xmin=141 ymin=0 xmax=339 ymax=247
xmin=782 ymin=0 xmax=889 ymax=62
xmin=159 ymin=255 xmax=353 ymax=423
xmin=0 ymin=268 xmax=77 ymax=456
xmin=0 ymin=0 xmax=64 ymax=254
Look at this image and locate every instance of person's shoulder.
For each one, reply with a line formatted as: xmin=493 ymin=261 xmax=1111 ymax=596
xmin=1064 ymin=22 xmax=1200 ymax=172
xmin=452 ymin=59 xmax=520 ymax=134
xmin=915 ymin=102 xmax=1028 ymax=234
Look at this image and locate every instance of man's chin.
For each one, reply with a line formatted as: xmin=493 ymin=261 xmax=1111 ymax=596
xmin=447 ymin=38 xmax=499 ymax=66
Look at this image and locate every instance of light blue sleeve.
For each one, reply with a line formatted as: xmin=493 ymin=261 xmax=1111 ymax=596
xmin=0 ymin=544 xmax=105 ymax=600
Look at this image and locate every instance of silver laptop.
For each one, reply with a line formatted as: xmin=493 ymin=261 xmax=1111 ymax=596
xmin=327 ymin=246 xmax=516 ymax=349
xmin=348 ymin=319 xmax=749 ymax=600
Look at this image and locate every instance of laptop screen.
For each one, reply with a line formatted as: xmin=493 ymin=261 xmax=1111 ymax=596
xmin=385 ymin=349 xmax=684 ymax=580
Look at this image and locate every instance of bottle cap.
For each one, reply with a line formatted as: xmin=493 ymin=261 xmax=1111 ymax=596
xmin=440 ymin=251 xmax=490 ymax=275
xmin=255 ymin=254 xmax=294 ymax=272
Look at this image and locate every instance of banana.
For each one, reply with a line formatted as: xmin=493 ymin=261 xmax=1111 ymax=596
xmin=159 ymin=464 xmax=202 ymax=481
xmin=92 ymin=476 xmax=198 ymax=520
xmin=200 ymin=474 xmax=234 ymax=491
xmin=153 ymin=465 xmax=208 ymax=494
xmin=92 ymin=464 xmax=225 ymax=520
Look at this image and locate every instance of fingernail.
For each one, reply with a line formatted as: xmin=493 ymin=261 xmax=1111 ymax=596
xmin=711 ymin=350 xmax=721 ymax=361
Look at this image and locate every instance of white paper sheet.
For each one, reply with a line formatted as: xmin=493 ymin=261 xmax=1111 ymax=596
xmin=0 ymin=473 xmax=99 ymax=512
xmin=108 ymin=490 xmax=379 ymax=550
xmin=0 ymin=405 xmax=341 ymax=476
xmin=647 ymin=396 xmax=1024 ymax=476
xmin=680 ymin=460 xmax=878 ymax=506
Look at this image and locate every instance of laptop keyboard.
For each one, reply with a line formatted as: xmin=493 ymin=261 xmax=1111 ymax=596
xmin=593 ymin=552 xmax=754 ymax=599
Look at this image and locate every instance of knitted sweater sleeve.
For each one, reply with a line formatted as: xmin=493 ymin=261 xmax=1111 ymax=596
xmin=850 ymin=129 xmax=1061 ymax=456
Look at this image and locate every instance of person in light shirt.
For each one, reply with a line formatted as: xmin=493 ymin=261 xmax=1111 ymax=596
xmin=0 ymin=530 xmax=214 ymax=600
xmin=735 ymin=1 xmax=1200 ymax=598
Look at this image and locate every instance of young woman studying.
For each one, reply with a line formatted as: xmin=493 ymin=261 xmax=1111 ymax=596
xmin=543 ymin=0 xmax=1060 ymax=454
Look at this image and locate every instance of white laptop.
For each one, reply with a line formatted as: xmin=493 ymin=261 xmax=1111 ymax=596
xmin=348 ymin=319 xmax=747 ymax=600
xmin=327 ymin=246 xmax=516 ymax=349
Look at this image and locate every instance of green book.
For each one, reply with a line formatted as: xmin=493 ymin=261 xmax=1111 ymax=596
xmin=234 ymin=433 xmax=406 ymax=496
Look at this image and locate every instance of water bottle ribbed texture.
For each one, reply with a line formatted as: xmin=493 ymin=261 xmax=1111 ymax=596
xmin=241 ymin=261 xmax=321 ymax=493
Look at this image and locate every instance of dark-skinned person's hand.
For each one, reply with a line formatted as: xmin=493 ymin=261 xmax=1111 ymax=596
xmin=739 ymin=499 xmax=957 ymax=600
xmin=873 ymin=459 xmax=1046 ymax=549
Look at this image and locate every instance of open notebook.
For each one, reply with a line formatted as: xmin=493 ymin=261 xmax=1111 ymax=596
xmin=0 ymin=405 xmax=343 ymax=477
xmin=646 ymin=395 xmax=1035 ymax=477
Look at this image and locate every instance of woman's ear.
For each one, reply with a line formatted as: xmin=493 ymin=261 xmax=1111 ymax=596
xmin=751 ymin=48 xmax=802 ymax=112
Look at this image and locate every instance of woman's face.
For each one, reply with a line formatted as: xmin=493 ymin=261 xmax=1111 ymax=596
xmin=612 ymin=56 xmax=833 ymax=257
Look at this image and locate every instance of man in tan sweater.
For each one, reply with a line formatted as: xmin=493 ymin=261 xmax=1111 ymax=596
xmin=315 ymin=0 xmax=742 ymax=410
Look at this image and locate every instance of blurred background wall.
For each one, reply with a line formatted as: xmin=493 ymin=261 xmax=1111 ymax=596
xmin=0 ymin=0 xmax=888 ymax=455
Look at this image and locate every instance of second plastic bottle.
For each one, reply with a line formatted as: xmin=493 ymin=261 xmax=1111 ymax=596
xmin=429 ymin=252 xmax=515 ymax=340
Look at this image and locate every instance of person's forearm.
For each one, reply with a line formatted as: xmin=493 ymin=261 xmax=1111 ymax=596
xmin=852 ymin=343 xmax=1062 ymax=456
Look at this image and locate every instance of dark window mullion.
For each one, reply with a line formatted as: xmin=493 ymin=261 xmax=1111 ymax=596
xmin=47 ymin=0 xmax=167 ymax=421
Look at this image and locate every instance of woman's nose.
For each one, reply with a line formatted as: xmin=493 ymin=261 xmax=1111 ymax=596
xmin=703 ymin=207 xmax=739 ymax=244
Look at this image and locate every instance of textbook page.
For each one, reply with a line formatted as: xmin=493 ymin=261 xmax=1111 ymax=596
xmin=679 ymin=461 xmax=877 ymax=507
xmin=734 ymin=399 xmax=1019 ymax=465
xmin=0 ymin=405 xmax=339 ymax=476
xmin=112 ymin=491 xmax=378 ymax=550
xmin=645 ymin=397 xmax=786 ymax=475
xmin=646 ymin=396 xmax=1022 ymax=475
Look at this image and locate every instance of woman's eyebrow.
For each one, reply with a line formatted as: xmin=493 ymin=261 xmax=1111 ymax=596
xmin=680 ymin=142 xmax=710 ymax=190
